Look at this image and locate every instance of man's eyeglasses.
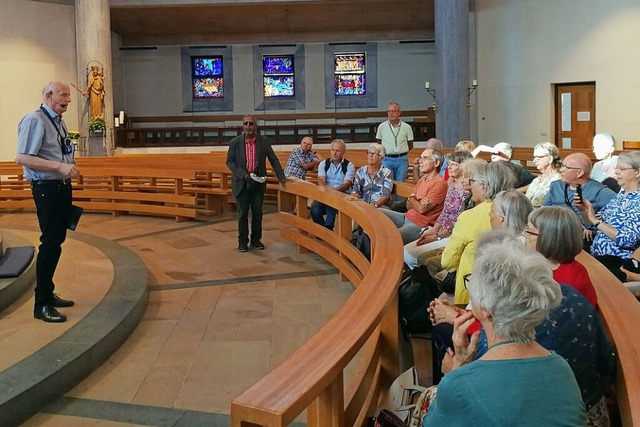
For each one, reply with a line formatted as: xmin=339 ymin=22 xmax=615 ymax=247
xmin=367 ymin=151 xmax=382 ymax=157
xmin=386 ymin=109 xmax=400 ymax=113
xmin=560 ymin=163 xmax=581 ymax=170
xmin=463 ymin=273 xmax=471 ymax=290
xmin=419 ymin=156 xmax=434 ymax=161
xmin=533 ymin=155 xmax=549 ymax=160
xmin=243 ymin=121 xmax=254 ymax=126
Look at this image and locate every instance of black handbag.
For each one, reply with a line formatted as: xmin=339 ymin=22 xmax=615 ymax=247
xmin=437 ymin=271 xmax=456 ymax=295
xmin=398 ymin=266 xmax=438 ymax=335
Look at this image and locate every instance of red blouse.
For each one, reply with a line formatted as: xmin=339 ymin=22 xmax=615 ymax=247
xmin=553 ymin=260 xmax=598 ymax=307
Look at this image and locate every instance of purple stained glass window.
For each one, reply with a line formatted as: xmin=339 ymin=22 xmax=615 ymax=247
xmin=192 ymin=57 xmax=223 ymax=77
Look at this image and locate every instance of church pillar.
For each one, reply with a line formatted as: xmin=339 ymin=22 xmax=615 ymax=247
xmin=434 ymin=0 xmax=473 ymax=147
xmin=75 ymin=0 xmax=113 ymax=156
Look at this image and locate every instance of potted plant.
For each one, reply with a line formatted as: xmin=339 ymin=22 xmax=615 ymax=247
xmin=88 ymin=116 xmax=106 ymax=133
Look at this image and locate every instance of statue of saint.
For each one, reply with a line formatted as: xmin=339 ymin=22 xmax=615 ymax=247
xmin=83 ymin=65 xmax=105 ymax=119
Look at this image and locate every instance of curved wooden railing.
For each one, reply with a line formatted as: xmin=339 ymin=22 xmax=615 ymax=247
xmin=231 ymin=181 xmax=405 ymax=426
xmin=576 ymin=252 xmax=640 ymax=426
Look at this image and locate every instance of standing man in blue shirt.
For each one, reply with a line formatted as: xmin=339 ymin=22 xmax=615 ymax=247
xmin=376 ymin=102 xmax=414 ymax=182
xmin=16 ymin=80 xmax=79 ymax=323
xmin=310 ymin=139 xmax=355 ymax=230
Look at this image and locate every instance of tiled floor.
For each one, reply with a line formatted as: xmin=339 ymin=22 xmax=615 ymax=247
xmin=2 ymin=210 xmax=352 ymax=426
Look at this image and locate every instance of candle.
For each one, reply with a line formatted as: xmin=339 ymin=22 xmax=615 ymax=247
xmin=472 ymin=79 xmax=478 ymax=87
xmin=114 ymin=117 xmax=120 ymax=127
xmin=425 ymin=81 xmax=430 ymax=89
xmin=119 ymin=111 xmax=125 ymax=123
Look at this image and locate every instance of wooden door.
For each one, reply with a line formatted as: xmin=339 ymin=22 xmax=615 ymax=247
xmin=554 ymin=83 xmax=595 ymax=150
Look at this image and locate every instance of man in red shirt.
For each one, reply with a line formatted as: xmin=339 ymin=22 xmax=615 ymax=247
xmin=381 ymin=148 xmax=448 ymax=243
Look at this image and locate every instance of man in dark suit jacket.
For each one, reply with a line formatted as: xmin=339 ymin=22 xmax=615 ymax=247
xmin=226 ymin=114 xmax=286 ymax=252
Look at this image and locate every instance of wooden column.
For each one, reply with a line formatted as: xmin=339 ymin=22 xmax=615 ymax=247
xmin=75 ymin=0 xmax=113 ymax=156
xmin=435 ymin=0 xmax=471 ymax=147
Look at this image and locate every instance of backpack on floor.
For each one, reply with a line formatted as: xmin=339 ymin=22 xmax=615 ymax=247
xmin=352 ymin=226 xmax=371 ymax=260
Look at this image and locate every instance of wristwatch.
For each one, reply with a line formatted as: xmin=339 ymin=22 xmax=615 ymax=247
xmin=594 ymin=221 xmax=603 ymax=229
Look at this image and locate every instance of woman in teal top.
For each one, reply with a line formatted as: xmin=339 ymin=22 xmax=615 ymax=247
xmin=423 ymin=238 xmax=585 ymax=427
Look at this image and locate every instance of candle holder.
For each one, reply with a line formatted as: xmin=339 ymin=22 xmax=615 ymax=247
xmin=466 ymin=80 xmax=478 ymax=110
xmin=425 ymin=82 xmax=437 ymax=113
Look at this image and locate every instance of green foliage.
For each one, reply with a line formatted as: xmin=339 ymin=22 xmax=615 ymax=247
xmin=89 ymin=116 xmax=106 ymax=132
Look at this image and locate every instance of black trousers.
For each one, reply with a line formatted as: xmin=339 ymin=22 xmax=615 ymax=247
xmin=31 ymin=181 xmax=72 ymax=308
xmin=595 ymin=254 xmax=639 ymax=282
xmin=236 ymin=183 xmax=264 ymax=245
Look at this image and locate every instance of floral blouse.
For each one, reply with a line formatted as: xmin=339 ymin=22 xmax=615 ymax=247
xmin=525 ymin=171 xmax=561 ymax=208
xmin=591 ymin=188 xmax=640 ymax=259
xmin=437 ymin=184 xmax=469 ymax=233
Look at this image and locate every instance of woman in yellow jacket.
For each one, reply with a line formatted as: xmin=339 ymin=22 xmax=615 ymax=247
xmin=441 ymin=162 xmax=518 ymax=304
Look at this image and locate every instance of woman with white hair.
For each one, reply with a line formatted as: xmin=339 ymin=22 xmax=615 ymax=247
xmin=489 ymin=189 xmax=533 ymax=235
xmin=576 ymin=150 xmax=640 ymax=281
xmin=423 ymin=239 xmax=585 ymax=426
xmin=525 ymin=142 xmax=562 ymax=208
xmin=350 ymin=143 xmax=393 ymax=207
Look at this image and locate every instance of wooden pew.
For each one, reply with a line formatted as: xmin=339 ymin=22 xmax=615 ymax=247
xmin=0 ymin=164 xmax=199 ymax=222
xmin=623 ymin=141 xmax=640 ymax=150
xmin=576 ymin=252 xmax=640 ymax=426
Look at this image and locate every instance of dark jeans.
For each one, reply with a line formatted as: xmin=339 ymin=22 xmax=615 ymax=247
xmin=431 ymin=323 xmax=454 ymax=385
xmin=310 ymin=201 xmax=336 ymax=230
xmin=595 ymin=254 xmax=638 ymax=282
xmin=31 ymin=180 xmax=72 ymax=309
xmin=236 ymin=184 xmax=264 ymax=245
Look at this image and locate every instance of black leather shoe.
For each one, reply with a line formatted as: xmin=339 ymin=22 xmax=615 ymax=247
xmin=238 ymin=244 xmax=249 ymax=252
xmin=51 ymin=293 xmax=75 ymax=308
xmin=34 ymin=305 xmax=67 ymax=323
xmin=250 ymin=240 xmax=265 ymax=250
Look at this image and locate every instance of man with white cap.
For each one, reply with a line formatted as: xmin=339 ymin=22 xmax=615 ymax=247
xmin=472 ymin=142 xmax=535 ymax=187
xmin=591 ymin=133 xmax=618 ymax=183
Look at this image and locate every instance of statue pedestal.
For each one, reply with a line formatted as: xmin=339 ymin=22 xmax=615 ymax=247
xmin=88 ymin=131 xmax=107 ymax=156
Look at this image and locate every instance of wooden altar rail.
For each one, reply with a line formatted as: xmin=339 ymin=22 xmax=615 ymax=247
xmin=114 ymin=121 xmax=436 ymax=148
xmin=117 ymin=109 xmax=434 ymax=148
xmin=125 ymin=110 xmax=433 ymax=125
xmin=230 ymin=181 xmax=640 ymax=426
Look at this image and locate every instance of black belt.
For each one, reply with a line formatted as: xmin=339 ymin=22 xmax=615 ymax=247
xmin=31 ymin=179 xmax=71 ymax=186
xmin=386 ymin=152 xmax=408 ymax=158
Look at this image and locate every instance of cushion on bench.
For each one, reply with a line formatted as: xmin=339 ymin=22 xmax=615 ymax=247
xmin=0 ymin=246 xmax=35 ymax=278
